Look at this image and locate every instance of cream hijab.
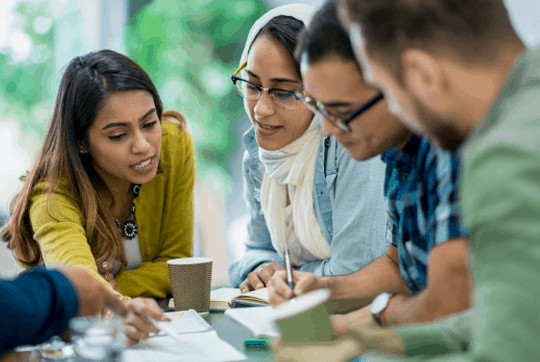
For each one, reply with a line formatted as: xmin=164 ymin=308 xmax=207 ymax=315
xmin=240 ymin=4 xmax=331 ymax=264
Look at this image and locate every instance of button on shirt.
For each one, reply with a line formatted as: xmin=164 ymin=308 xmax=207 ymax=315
xmin=382 ymin=135 xmax=467 ymax=294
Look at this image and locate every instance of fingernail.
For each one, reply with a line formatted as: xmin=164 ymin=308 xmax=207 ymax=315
xmin=256 ymin=283 xmax=263 ymax=289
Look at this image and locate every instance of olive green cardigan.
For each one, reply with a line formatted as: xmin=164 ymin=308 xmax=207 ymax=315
xmin=29 ymin=122 xmax=195 ymax=298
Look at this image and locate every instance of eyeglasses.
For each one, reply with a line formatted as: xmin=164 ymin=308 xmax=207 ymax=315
xmin=295 ymin=87 xmax=384 ymax=132
xmin=231 ymin=61 xmax=303 ymax=111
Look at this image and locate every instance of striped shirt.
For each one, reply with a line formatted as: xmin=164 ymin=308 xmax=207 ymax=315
xmin=382 ymin=134 xmax=467 ymax=293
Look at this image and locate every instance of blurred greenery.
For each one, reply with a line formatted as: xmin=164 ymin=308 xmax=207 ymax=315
xmin=1 ymin=0 xmax=268 ymax=193
xmin=125 ymin=0 xmax=268 ymax=192
xmin=0 ymin=0 xmax=55 ymax=137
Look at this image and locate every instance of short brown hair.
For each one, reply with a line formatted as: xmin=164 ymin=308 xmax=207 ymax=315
xmin=342 ymin=0 xmax=521 ymax=76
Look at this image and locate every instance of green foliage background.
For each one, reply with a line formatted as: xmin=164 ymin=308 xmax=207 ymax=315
xmin=1 ymin=0 xmax=267 ymax=192
xmin=0 ymin=0 xmax=55 ymax=137
xmin=125 ymin=0 xmax=268 ymax=191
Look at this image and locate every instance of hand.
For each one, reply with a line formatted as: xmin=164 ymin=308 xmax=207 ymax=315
xmin=239 ymin=262 xmax=285 ymax=293
xmin=123 ymin=298 xmax=166 ymax=346
xmin=60 ymin=266 xmax=126 ymax=316
xmin=267 ymin=270 xmax=325 ymax=304
xmin=272 ymin=336 xmax=363 ymax=362
xmin=346 ymin=321 xmax=406 ymax=357
xmin=331 ymin=304 xmax=373 ymax=335
xmin=59 ymin=267 xmax=166 ymax=345
xmin=99 ymin=260 xmax=121 ymax=293
xmin=102 ymin=272 xmax=120 ymax=293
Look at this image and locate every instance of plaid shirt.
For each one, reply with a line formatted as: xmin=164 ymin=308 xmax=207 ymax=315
xmin=382 ymin=135 xmax=467 ymax=294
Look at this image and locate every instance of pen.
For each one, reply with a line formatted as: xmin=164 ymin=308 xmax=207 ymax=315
xmin=284 ymin=248 xmax=294 ymax=295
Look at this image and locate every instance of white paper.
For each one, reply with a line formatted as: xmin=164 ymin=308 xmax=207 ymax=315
xmin=210 ymin=287 xmax=242 ymax=302
xmin=153 ymin=309 xmax=212 ymax=337
xmin=225 ymin=306 xmax=281 ymax=338
xmin=123 ymin=330 xmax=246 ymax=362
xmin=243 ymin=288 xmax=269 ymax=302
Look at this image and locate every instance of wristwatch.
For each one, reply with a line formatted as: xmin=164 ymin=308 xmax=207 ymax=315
xmin=370 ymin=292 xmax=395 ymax=325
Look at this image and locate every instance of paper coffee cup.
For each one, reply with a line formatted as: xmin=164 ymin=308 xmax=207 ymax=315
xmin=272 ymin=289 xmax=334 ymax=342
xmin=167 ymin=257 xmax=213 ymax=313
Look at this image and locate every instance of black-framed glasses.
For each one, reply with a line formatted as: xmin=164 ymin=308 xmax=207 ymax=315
xmin=295 ymin=88 xmax=384 ymax=132
xmin=231 ymin=61 xmax=303 ymax=111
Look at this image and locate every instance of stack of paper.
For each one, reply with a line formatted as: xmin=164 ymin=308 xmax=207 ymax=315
xmin=123 ymin=309 xmax=246 ymax=361
xmin=153 ymin=309 xmax=212 ymax=336
xmin=123 ymin=330 xmax=246 ymax=361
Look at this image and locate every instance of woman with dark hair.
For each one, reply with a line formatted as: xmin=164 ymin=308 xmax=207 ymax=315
xmin=2 ymin=50 xmax=195 ymax=299
xmin=228 ymin=4 xmax=388 ymax=292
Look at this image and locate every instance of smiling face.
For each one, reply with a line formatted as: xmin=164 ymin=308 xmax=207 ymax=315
xmin=84 ymin=89 xmax=162 ymax=192
xmin=301 ymin=56 xmax=410 ymax=160
xmin=243 ymin=36 xmax=314 ymax=151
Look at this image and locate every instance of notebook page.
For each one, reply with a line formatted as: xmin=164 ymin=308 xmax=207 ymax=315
xmin=243 ymin=287 xmax=269 ymax=302
xmin=225 ymin=306 xmax=280 ymax=338
xmin=210 ymin=288 xmax=242 ymax=303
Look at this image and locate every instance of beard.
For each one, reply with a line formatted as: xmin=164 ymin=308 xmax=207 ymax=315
xmin=410 ymin=94 xmax=466 ymax=151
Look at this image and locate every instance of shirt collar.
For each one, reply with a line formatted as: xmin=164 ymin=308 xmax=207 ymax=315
xmin=382 ymin=134 xmax=422 ymax=168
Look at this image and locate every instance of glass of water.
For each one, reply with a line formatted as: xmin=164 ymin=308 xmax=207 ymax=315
xmin=69 ymin=316 xmax=126 ymax=362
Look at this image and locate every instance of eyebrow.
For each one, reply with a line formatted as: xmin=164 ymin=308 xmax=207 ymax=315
xmin=245 ymin=69 xmax=300 ymax=85
xmin=101 ymin=108 xmax=156 ymax=130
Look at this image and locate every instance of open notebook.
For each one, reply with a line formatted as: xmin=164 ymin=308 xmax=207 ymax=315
xmin=210 ymin=287 xmax=270 ymax=311
xmin=225 ymin=306 xmax=280 ymax=338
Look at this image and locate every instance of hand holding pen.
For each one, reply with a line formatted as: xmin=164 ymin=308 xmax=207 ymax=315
xmin=284 ymin=248 xmax=295 ymax=298
xmin=267 ymin=268 xmax=325 ymax=304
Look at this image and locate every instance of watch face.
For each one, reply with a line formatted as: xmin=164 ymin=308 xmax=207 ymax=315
xmin=371 ymin=292 xmax=391 ymax=314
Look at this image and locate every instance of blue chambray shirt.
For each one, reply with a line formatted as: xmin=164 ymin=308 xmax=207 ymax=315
xmin=228 ymin=126 xmax=389 ymax=287
xmin=382 ymin=134 xmax=468 ymax=294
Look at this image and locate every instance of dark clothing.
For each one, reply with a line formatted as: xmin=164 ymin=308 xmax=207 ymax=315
xmin=0 ymin=267 xmax=78 ymax=354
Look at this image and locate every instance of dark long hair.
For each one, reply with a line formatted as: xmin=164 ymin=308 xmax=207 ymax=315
xmin=297 ymin=0 xmax=358 ymax=67
xmin=1 ymin=49 xmax=163 ymax=270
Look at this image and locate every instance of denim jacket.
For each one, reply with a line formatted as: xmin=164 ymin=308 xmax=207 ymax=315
xmin=228 ymin=126 xmax=388 ymax=287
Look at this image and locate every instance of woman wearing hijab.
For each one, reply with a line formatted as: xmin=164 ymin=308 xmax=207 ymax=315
xmin=229 ymin=4 xmax=388 ymax=292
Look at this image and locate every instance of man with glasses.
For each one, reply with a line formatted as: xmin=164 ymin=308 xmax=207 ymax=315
xmin=268 ymin=0 xmax=471 ymax=331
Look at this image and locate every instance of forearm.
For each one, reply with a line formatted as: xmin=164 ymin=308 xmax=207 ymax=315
xmin=228 ymin=248 xmax=283 ymax=287
xmin=116 ymin=260 xmax=171 ymax=298
xmin=393 ymin=310 xmax=472 ymax=358
xmin=321 ymin=254 xmax=407 ymax=301
xmin=382 ymin=287 xmax=470 ymax=326
xmin=0 ymin=268 xmax=79 ymax=353
xmin=382 ymin=238 xmax=472 ymax=326
xmin=348 ymin=323 xmax=406 ymax=357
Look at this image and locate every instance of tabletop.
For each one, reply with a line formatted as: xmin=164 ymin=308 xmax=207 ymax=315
xmin=203 ymin=311 xmax=274 ymax=362
xmin=0 ymin=310 xmax=273 ymax=362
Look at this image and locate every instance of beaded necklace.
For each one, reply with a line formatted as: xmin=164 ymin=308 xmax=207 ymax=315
xmin=114 ymin=183 xmax=141 ymax=240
